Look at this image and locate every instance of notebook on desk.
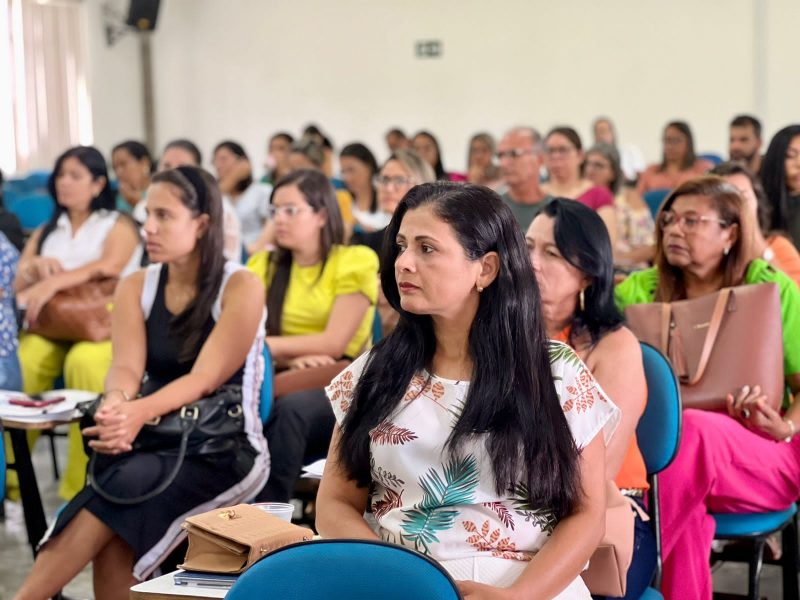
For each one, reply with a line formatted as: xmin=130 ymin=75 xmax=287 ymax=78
xmin=173 ymin=570 xmax=239 ymax=589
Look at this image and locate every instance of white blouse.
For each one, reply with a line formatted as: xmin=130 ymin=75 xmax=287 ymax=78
xmin=40 ymin=210 xmax=142 ymax=276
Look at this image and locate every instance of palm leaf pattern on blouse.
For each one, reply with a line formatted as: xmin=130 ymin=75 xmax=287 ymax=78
xmin=399 ymin=454 xmax=480 ymax=555
xmin=548 ymin=341 xmax=582 ymax=367
xmin=508 ymin=482 xmax=558 ymax=535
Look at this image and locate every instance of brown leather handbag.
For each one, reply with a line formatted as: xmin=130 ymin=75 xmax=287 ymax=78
xmin=582 ymin=481 xmax=636 ymax=597
xmin=28 ymin=277 xmax=118 ymax=342
xmin=180 ymin=503 xmax=313 ymax=574
xmin=624 ymin=283 xmax=784 ymax=411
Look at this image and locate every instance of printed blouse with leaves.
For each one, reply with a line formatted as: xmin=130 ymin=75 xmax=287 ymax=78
xmin=326 ymin=341 xmax=620 ymax=562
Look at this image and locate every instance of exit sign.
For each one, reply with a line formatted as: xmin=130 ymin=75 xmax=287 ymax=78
xmin=415 ymin=40 xmax=442 ymax=58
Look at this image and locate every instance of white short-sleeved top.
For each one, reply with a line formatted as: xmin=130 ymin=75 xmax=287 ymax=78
xmin=39 ymin=210 xmax=142 ymax=276
xmin=327 ymin=341 xmax=619 ymax=563
xmin=229 ymin=182 xmax=272 ymax=247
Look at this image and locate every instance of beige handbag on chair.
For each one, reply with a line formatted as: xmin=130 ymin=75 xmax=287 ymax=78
xmin=581 ymin=481 xmax=635 ymax=597
xmin=624 ymin=283 xmax=784 ymax=411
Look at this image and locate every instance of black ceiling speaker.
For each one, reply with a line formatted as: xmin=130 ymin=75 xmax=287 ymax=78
xmin=126 ymin=0 xmax=161 ymax=31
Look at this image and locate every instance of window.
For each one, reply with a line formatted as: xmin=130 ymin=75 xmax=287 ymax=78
xmin=1 ymin=0 xmax=92 ymax=175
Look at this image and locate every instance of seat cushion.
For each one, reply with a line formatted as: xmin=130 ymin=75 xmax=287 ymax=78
xmin=713 ymin=504 xmax=797 ymax=538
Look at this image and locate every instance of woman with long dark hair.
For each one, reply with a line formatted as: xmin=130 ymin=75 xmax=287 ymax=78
xmin=711 ymin=161 xmax=800 ymax=285
xmin=317 ymin=182 xmax=618 ymax=598
xmin=339 ymin=143 xmax=382 ymax=232
xmin=637 ymin=121 xmax=712 ymax=195
xmin=111 ymin=140 xmax=153 ymax=220
xmin=413 ymin=130 xmax=466 ymax=182
xmin=527 ymin=199 xmax=654 ymax=599
xmin=212 ymin=140 xmax=273 ymax=251
xmin=247 ymin=169 xmax=378 ymax=503
xmin=760 ymin=124 xmax=800 ymax=250
xmin=264 ymin=131 xmax=294 ymax=185
xmin=14 ymin=146 xmax=142 ymax=500
xmin=14 ymin=166 xmax=269 ymax=599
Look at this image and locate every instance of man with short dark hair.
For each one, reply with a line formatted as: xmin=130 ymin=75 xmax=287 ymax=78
xmin=497 ymin=127 xmax=552 ymax=230
xmin=729 ymin=114 xmax=763 ymax=174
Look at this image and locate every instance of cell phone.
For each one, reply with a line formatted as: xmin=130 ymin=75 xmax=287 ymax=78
xmin=9 ymin=395 xmax=66 ymax=408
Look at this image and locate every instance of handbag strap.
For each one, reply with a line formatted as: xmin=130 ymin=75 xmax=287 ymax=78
xmin=687 ymin=288 xmax=731 ymax=385
xmin=87 ymin=412 xmax=198 ymax=505
xmin=659 ymin=303 xmax=671 ymax=355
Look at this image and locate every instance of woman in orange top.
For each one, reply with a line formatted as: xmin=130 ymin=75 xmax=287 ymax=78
xmin=526 ymin=198 xmax=654 ymax=599
xmin=637 ymin=121 xmax=712 ymax=195
xmin=711 ymin=161 xmax=800 ymax=287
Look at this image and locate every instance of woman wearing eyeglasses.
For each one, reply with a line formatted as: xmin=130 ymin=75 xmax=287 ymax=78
xmin=615 ymin=176 xmax=800 ymax=600
xmin=350 ymin=149 xmax=436 ymax=257
xmin=542 ymin=127 xmax=617 ymax=248
xmin=246 ymin=169 xmax=379 ymax=503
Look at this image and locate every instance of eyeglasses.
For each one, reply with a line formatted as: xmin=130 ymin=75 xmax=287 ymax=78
xmin=658 ymin=211 xmax=730 ymax=232
xmin=495 ymin=148 xmax=534 ymax=160
xmin=267 ymin=205 xmax=311 ymax=219
xmin=544 ymin=146 xmax=575 ymax=157
xmin=662 ymin=136 xmax=685 ymax=146
xmin=584 ymin=160 xmax=610 ymax=171
xmin=373 ymin=175 xmax=414 ymax=189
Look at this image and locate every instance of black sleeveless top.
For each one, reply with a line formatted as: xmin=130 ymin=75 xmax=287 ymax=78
xmin=142 ymin=265 xmax=244 ymax=394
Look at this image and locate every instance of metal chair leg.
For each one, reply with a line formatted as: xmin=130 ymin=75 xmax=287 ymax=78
xmin=748 ymin=538 xmax=766 ymax=600
xmin=46 ymin=430 xmax=60 ymax=480
xmin=783 ymin=517 xmax=800 ymax=600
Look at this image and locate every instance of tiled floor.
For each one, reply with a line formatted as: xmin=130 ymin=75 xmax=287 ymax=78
xmin=0 ymin=437 xmax=791 ymax=599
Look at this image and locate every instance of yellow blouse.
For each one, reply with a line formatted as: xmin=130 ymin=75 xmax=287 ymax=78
xmin=247 ymin=245 xmax=379 ymax=357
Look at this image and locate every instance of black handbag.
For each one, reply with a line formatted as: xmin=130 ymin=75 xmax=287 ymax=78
xmin=84 ymin=385 xmax=245 ymax=505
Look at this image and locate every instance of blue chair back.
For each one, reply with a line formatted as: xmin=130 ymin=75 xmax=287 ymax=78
xmin=372 ymin=309 xmax=383 ymax=345
xmin=642 ymin=188 xmax=671 ymax=220
xmin=698 ymin=153 xmax=723 ymax=166
xmin=226 ymin=539 xmax=462 ymax=600
xmin=637 ymin=342 xmax=682 ymax=475
xmin=24 ymin=170 xmax=51 ymax=191
xmin=259 ymin=343 xmax=274 ymax=424
xmin=7 ymin=193 xmax=55 ymax=231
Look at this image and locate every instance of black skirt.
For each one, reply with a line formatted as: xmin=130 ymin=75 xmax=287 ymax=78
xmin=41 ymin=436 xmax=266 ymax=579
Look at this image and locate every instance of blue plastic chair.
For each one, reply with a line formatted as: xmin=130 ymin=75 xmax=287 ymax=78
xmin=698 ymin=153 xmax=723 ymax=166
xmin=372 ymin=309 xmax=383 ymax=345
xmin=642 ymin=188 xmax=671 ymax=220
xmin=636 ymin=342 xmax=683 ymax=598
xmin=226 ymin=539 xmax=462 ymax=600
xmin=24 ymin=170 xmax=51 ymax=191
xmin=711 ymin=496 xmax=798 ymax=599
xmin=259 ymin=343 xmax=274 ymax=425
xmin=8 ymin=193 xmax=54 ymax=231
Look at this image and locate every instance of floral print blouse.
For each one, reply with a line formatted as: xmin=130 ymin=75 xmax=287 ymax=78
xmin=0 ymin=232 xmax=19 ymax=358
xmin=327 ymin=342 xmax=619 ymax=563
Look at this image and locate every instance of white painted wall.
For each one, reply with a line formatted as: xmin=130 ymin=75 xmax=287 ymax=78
xmin=84 ymin=0 xmax=798 ymax=174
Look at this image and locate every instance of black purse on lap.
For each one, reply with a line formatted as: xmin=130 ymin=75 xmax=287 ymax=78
xmin=83 ymin=385 xmax=245 ymax=505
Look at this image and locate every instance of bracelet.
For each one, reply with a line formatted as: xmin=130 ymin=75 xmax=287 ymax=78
xmin=783 ymin=417 xmax=796 ymax=443
xmin=104 ymin=389 xmax=131 ymax=402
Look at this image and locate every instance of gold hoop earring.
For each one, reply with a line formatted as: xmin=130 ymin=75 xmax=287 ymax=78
xmin=579 ymin=289 xmax=585 ymax=312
